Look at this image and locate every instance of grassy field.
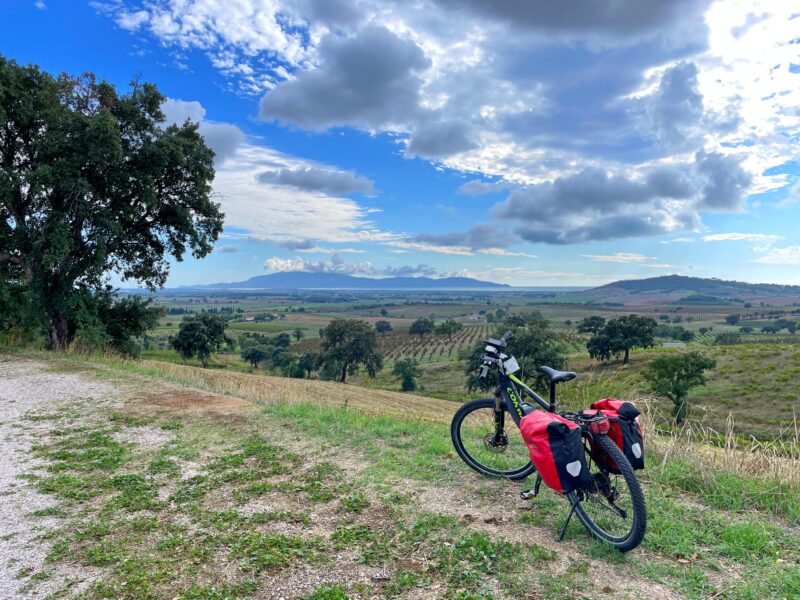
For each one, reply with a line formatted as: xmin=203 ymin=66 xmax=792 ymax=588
xmin=5 ymin=349 xmax=800 ymax=599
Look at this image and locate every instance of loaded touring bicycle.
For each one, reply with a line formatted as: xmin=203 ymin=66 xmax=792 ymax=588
xmin=450 ymin=332 xmax=647 ymax=552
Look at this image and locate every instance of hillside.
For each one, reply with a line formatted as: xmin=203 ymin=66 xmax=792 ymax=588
xmin=576 ymin=275 xmax=800 ymax=305
xmin=3 ymin=352 xmax=798 ymax=599
xmin=186 ymin=271 xmax=510 ymax=290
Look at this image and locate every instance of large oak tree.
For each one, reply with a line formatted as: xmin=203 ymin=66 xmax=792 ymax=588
xmin=0 ymin=56 xmax=222 ymax=349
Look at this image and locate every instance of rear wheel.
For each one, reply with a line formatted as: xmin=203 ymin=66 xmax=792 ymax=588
xmin=451 ymin=398 xmax=535 ymax=481
xmin=569 ymin=434 xmax=646 ymax=552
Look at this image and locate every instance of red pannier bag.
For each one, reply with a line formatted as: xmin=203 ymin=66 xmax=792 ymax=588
xmin=520 ymin=410 xmax=590 ymax=494
xmin=589 ymin=399 xmax=644 ymax=472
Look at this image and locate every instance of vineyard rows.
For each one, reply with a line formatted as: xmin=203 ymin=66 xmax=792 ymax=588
xmin=380 ymin=324 xmax=492 ymax=363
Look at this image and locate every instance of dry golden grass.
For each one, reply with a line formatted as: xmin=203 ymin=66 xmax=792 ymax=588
xmin=116 ymin=359 xmax=459 ymax=425
xmin=639 ymin=397 xmax=800 ymax=486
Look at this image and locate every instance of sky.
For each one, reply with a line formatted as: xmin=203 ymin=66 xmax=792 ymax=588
xmin=3 ymin=0 xmax=800 ymax=287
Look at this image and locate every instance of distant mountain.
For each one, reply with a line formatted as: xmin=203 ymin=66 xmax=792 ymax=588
xmin=187 ymin=271 xmax=510 ymax=290
xmin=580 ymin=275 xmax=800 ymax=305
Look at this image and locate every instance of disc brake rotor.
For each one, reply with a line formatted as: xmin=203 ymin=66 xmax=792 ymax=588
xmin=483 ymin=431 xmax=509 ymax=453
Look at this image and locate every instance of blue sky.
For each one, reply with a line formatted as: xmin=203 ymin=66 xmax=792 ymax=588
xmin=3 ymin=0 xmax=800 ymax=286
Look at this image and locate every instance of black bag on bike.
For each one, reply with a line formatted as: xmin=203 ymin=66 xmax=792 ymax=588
xmin=520 ymin=410 xmax=591 ymax=494
xmin=588 ymin=399 xmax=644 ymax=472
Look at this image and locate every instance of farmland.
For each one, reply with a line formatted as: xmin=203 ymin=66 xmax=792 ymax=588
xmin=139 ymin=287 xmax=800 ymax=441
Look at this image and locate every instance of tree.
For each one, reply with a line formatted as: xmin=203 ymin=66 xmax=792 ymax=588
xmin=725 ymin=314 xmax=741 ymax=326
xmin=587 ymin=315 xmax=656 ymax=364
xmin=643 ymin=352 xmax=716 ymax=422
xmin=275 ymin=333 xmax=291 ymax=348
xmin=379 ymin=308 xmax=388 ymax=317
xmin=241 ymin=345 xmax=269 ymax=368
xmin=170 ymin=315 xmax=230 ymax=368
xmin=293 ymin=328 xmax=304 ymax=341
xmin=393 ymin=357 xmax=420 ymax=392
xmin=435 ymin=318 xmax=463 ymax=342
xmin=375 ymin=320 xmax=393 ymax=337
xmin=0 ymin=57 xmax=222 ymax=349
xmin=298 ymin=352 xmax=317 ymax=378
xmin=409 ymin=317 xmax=434 ymax=341
xmin=577 ymin=316 xmax=606 ymax=334
xmin=316 ymin=319 xmax=383 ymax=383
xmin=464 ymin=317 xmax=567 ymax=393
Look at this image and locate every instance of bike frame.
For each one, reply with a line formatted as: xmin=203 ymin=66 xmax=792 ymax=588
xmin=493 ymin=371 xmax=554 ymax=428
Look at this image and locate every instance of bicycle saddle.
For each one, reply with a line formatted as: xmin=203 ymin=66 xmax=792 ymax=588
xmin=540 ymin=366 xmax=576 ymax=384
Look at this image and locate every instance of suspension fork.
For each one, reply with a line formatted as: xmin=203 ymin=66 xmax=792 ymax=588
xmin=493 ymin=388 xmax=506 ymax=444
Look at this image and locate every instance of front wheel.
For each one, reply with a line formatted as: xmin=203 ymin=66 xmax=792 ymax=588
xmin=569 ymin=434 xmax=647 ymax=552
xmin=451 ymin=398 xmax=535 ymax=481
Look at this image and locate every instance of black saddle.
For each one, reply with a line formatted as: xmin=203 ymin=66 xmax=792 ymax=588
xmin=540 ymin=366 xmax=576 ymax=384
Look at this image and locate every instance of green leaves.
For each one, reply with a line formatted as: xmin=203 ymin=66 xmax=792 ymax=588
xmin=317 ymin=318 xmax=383 ymax=383
xmin=0 ymin=55 xmax=222 ymax=348
xmin=643 ymin=351 xmax=716 ymax=421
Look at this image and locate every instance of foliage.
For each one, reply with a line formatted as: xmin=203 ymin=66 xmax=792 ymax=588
xmin=0 ymin=56 xmax=222 ymax=349
xmin=576 ymin=316 xmax=606 ymax=334
xmin=435 ymin=318 xmax=463 ymax=342
xmin=409 ymin=317 xmax=434 ymax=340
xmin=643 ymin=351 xmax=717 ymax=422
xmin=464 ymin=312 xmax=567 ymax=392
xmin=393 ymin=358 xmax=420 ymax=392
xmin=374 ymin=320 xmax=393 ymax=337
xmin=170 ymin=315 xmax=230 ymax=367
xmin=298 ymin=352 xmax=317 ymax=378
xmin=725 ymin=314 xmax=741 ymax=326
xmin=316 ymin=319 xmax=383 ymax=383
xmin=275 ymin=333 xmax=291 ymax=348
xmin=293 ymin=328 xmax=304 ymax=341
xmin=715 ymin=332 xmax=741 ymax=345
xmin=586 ymin=315 xmax=656 ymax=364
xmin=241 ymin=345 xmax=270 ymax=368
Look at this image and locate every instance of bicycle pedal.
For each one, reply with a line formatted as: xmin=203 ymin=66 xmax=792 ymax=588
xmin=520 ymin=489 xmax=538 ymax=500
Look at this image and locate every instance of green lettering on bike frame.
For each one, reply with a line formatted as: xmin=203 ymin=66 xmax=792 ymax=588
xmin=508 ymin=373 xmax=536 ymax=397
xmin=505 ymin=385 xmax=523 ymax=418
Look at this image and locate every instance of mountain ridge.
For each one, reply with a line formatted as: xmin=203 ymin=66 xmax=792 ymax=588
xmin=182 ymin=271 xmax=510 ymax=290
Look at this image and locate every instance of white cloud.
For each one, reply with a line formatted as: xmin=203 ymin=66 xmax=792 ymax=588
xmin=639 ymin=263 xmax=680 ymax=269
xmin=217 ymin=145 xmax=389 ymax=245
xmin=34 ymin=0 xmax=47 ymax=9
xmin=702 ymin=232 xmax=782 ymax=242
xmin=161 ymin=98 xmax=245 ymax=162
xmin=385 ymin=241 xmax=474 ymax=255
xmin=583 ymin=253 xmax=654 ymax=263
xmin=479 ymin=248 xmax=537 ymax=258
xmin=777 ymin=181 xmax=800 ymax=208
xmin=661 ymin=237 xmax=695 ymax=244
xmin=263 ymin=254 xmax=438 ymax=277
xmin=751 ymin=246 xmax=800 ymax=265
xmin=100 ymin=0 xmax=800 ymax=244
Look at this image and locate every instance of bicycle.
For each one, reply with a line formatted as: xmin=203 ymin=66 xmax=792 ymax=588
xmin=450 ymin=332 xmax=647 ymax=552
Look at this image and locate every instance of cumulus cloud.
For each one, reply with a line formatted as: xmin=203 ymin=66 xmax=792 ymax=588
xmin=405 ymin=119 xmax=477 ymax=159
xmin=260 ymin=26 xmax=430 ymax=130
xmin=414 ymin=224 xmax=517 ymax=250
xmin=264 ymin=254 xmax=439 ymax=277
xmin=161 ymin=98 xmax=244 ymax=162
xmin=257 ymin=167 xmax=374 ymax=195
xmin=431 ymin=0 xmax=710 ymax=38
xmin=695 ymin=151 xmax=752 ymax=210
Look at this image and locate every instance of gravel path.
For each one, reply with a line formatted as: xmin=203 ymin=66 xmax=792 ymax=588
xmin=0 ymin=358 xmax=121 ymax=598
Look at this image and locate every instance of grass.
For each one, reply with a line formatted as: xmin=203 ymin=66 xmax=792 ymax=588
xmin=7 ymin=349 xmax=800 ymax=599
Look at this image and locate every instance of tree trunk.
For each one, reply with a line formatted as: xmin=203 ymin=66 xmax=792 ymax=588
xmin=340 ymin=362 xmax=348 ymax=383
xmin=47 ymin=311 xmax=71 ymax=350
xmin=623 ymin=348 xmax=630 ymax=364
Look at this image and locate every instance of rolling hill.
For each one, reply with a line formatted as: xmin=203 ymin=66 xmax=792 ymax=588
xmin=186 ymin=271 xmax=510 ymax=290
xmin=577 ymin=275 xmax=800 ymax=305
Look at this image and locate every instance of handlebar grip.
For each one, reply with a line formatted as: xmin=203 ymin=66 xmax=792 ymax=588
xmin=501 ymin=330 xmax=512 ymax=341
xmin=478 ymin=365 xmax=489 ymax=379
